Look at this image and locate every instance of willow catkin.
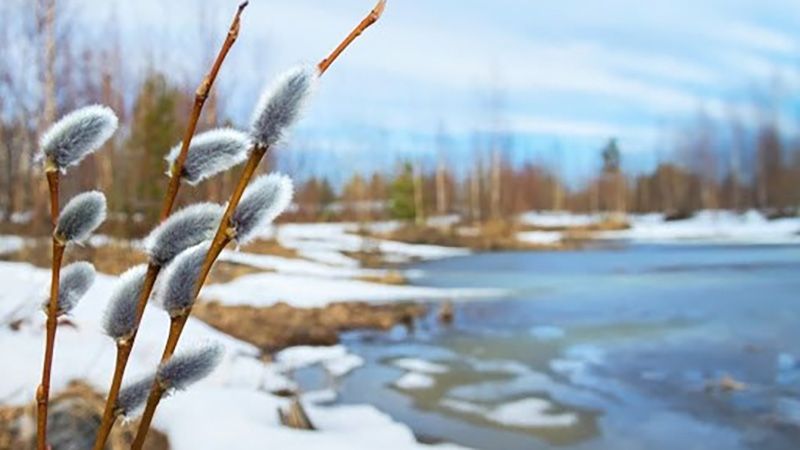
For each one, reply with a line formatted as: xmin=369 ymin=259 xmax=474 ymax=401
xmin=37 ymin=105 xmax=118 ymax=172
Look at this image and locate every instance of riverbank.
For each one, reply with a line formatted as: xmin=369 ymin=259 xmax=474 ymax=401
xmin=0 ymin=223 xmax=485 ymax=450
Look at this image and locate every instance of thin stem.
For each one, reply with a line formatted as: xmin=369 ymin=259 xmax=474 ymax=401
xmin=92 ymin=340 xmax=132 ymax=450
xmin=93 ymin=3 xmax=248 ymax=449
xmin=132 ymin=2 xmax=386 ymax=443
xmin=36 ymin=170 xmax=63 ymax=450
xmin=159 ymin=0 xmax=248 ymax=221
xmin=317 ymin=0 xmax=386 ymax=75
xmin=130 ymin=148 xmax=264 ymax=449
xmin=129 ymin=382 xmax=165 ymax=450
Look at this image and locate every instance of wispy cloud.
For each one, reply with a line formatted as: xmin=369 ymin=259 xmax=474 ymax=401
xmin=69 ymin=0 xmax=800 ymax=172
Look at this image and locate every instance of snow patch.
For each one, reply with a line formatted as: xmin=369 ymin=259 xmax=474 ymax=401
xmin=394 ymin=372 xmax=435 ymax=390
xmin=392 ymin=358 xmax=449 ymax=374
xmin=276 ymin=345 xmax=364 ymax=377
xmin=516 ymin=231 xmax=562 ymax=245
xmin=441 ymin=397 xmax=578 ymax=428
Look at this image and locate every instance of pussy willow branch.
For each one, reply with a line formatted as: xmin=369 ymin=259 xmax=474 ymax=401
xmin=318 ymin=0 xmax=386 ymax=75
xmin=92 ymin=3 xmax=248 ymax=449
xmin=36 ymin=168 xmax=64 ymax=450
xmin=131 ymin=2 xmax=387 ymax=447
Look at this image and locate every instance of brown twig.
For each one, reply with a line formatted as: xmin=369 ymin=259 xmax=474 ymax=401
xmin=91 ymin=339 xmax=132 ymax=449
xmin=318 ymin=0 xmax=386 ymax=75
xmin=36 ymin=169 xmax=64 ymax=450
xmin=130 ymin=145 xmax=264 ymax=450
xmin=92 ymin=3 xmax=248 ymax=450
xmin=131 ymin=2 xmax=386 ymax=447
xmin=160 ymin=0 xmax=248 ymax=221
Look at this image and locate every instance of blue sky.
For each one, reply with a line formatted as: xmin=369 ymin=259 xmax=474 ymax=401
xmin=73 ymin=0 xmax=800 ymax=181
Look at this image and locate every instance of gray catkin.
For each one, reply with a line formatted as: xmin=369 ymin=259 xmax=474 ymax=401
xmin=158 ymin=242 xmax=209 ymax=317
xmin=37 ymin=104 xmax=118 ymax=171
xmin=144 ymin=203 xmax=223 ymax=266
xmin=157 ymin=342 xmax=224 ymax=392
xmin=115 ymin=374 xmax=156 ymax=417
xmin=164 ymin=128 xmax=251 ymax=185
xmin=250 ymin=65 xmax=317 ymax=149
xmin=231 ymin=173 xmax=293 ymax=245
xmin=55 ymin=191 xmax=107 ymax=243
xmin=43 ymin=261 xmax=95 ymax=316
xmin=103 ymin=265 xmax=148 ymax=341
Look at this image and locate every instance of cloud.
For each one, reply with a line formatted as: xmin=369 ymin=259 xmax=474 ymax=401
xmin=63 ymin=0 xmax=800 ymax=171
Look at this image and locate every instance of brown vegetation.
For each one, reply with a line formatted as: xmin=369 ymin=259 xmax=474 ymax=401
xmin=0 ymin=382 xmax=168 ymax=450
xmin=193 ymin=300 xmax=426 ymax=354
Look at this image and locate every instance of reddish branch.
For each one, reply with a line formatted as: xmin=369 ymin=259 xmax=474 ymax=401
xmin=92 ymin=3 xmax=249 ymax=450
xmin=131 ymin=1 xmax=387 ymax=447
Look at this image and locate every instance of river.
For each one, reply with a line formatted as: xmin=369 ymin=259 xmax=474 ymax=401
xmin=305 ymin=244 xmax=800 ymax=449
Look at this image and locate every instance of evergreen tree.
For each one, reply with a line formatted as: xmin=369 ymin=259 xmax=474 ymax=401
xmin=389 ymin=162 xmax=415 ymax=220
xmin=125 ymin=72 xmax=185 ymax=223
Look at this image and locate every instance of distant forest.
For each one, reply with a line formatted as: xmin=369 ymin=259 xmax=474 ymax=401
xmin=2 ymin=0 xmax=799 ymax=235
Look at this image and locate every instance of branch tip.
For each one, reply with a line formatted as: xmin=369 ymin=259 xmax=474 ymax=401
xmin=371 ymin=0 xmax=387 ymax=22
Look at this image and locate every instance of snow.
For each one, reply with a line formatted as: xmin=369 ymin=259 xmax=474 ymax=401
xmin=0 ymin=235 xmax=26 ymax=255
xmin=275 ymin=345 xmax=364 ymax=377
xmin=394 ymin=372 xmax=436 ymax=390
xmin=517 ymin=209 xmax=800 ymax=245
xmin=154 ymin=387 xmax=456 ymax=450
xmin=519 ymin=211 xmax=602 ymax=229
xmin=392 ymin=358 xmax=449 ymax=374
xmin=0 ymin=262 xmax=467 ymax=449
xmin=599 ymin=210 xmax=800 ymax=244
xmin=441 ymin=397 xmax=578 ymax=428
xmin=487 ymin=398 xmax=578 ymax=428
xmin=219 ymin=249 xmax=386 ymax=279
xmin=202 ymin=272 xmax=502 ymax=308
xmin=516 ymin=230 xmax=562 ymax=245
xmin=272 ymin=223 xmax=469 ymax=263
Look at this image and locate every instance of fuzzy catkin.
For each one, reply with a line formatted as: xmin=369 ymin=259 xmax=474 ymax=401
xmin=157 ymin=343 xmax=224 ymax=392
xmin=250 ymin=65 xmax=317 ymax=149
xmin=144 ymin=203 xmax=223 ymax=266
xmin=231 ymin=173 xmax=293 ymax=245
xmin=55 ymin=191 xmax=107 ymax=243
xmin=43 ymin=261 xmax=95 ymax=316
xmin=164 ymin=128 xmax=250 ymax=185
xmin=103 ymin=265 xmax=148 ymax=341
xmin=37 ymin=104 xmax=118 ymax=171
xmin=158 ymin=242 xmax=209 ymax=317
xmin=116 ymin=374 xmax=155 ymax=417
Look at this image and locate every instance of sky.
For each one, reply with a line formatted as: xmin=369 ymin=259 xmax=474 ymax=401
xmin=71 ymin=0 xmax=800 ymax=182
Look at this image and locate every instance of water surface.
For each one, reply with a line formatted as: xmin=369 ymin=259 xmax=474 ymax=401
xmin=321 ymin=245 xmax=800 ymax=449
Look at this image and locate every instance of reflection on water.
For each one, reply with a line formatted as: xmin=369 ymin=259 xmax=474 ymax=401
xmin=315 ymin=245 xmax=800 ymax=449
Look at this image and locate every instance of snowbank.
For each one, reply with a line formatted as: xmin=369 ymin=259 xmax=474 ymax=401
xmin=0 ymin=262 xmax=467 ymax=449
xmin=519 ymin=212 xmax=603 ymax=229
xmin=272 ymin=223 xmax=469 ymax=263
xmin=202 ymin=272 xmax=502 ymax=308
xmin=599 ymin=210 xmax=800 ymax=244
xmin=516 ymin=231 xmax=563 ymax=245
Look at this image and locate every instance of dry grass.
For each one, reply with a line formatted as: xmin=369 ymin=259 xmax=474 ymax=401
xmin=379 ymin=220 xmax=566 ymax=251
xmin=194 ymin=300 xmax=426 ymax=353
xmin=356 ymin=270 xmax=407 ymax=285
xmin=0 ymin=238 xmax=147 ymax=275
xmin=240 ymin=238 xmax=298 ymax=258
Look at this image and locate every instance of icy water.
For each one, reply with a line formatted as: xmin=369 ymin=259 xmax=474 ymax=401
xmin=320 ymin=245 xmax=800 ymax=449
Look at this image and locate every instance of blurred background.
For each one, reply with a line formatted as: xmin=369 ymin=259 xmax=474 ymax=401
xmin=1 ymin=0 xmax=799 ymax=232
